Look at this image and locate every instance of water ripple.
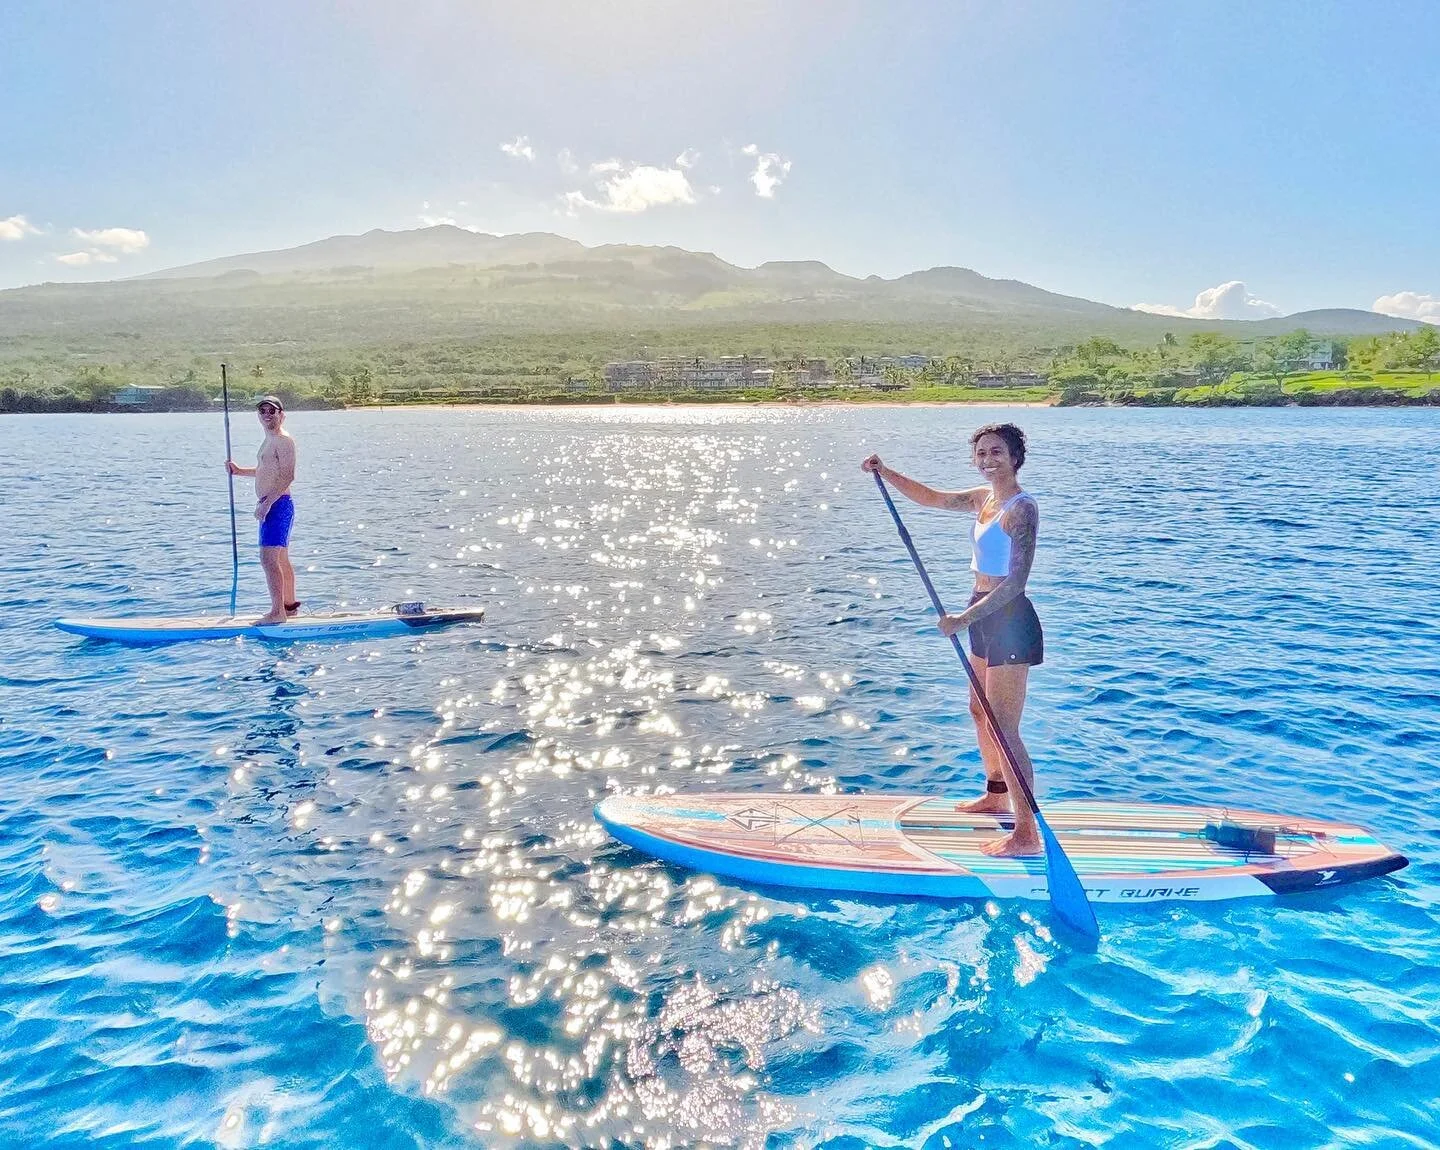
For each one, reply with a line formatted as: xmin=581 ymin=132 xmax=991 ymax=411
xmin=1 ymin=406 xmax=1437 ymax=1145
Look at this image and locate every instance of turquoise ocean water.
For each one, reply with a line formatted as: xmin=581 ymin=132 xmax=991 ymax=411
xmin=1 ymin=405 xmax=1437 ymax=1147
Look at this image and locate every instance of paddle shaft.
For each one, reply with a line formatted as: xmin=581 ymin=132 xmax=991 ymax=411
xmin=221 ymin=364 xmax=239 ymax=615
xmin=871 ymin=471 xmax=1042 ymax=814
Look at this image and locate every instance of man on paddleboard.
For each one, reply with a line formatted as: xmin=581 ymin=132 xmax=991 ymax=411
xmin=225 ymin=394 xmax=298 ymax=625
xmin=862 ymin=423 xmax=1044 ymax=857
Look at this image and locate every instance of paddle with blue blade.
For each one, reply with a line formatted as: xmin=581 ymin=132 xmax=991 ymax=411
xmin=872 ymin=470 xmax=1100 ymax=944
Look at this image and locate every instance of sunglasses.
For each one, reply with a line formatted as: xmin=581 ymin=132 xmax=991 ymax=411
xmin=258 ymin=404 xmax=280 ymax=415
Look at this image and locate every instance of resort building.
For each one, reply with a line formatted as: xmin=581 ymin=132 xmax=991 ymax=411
xmin=603 ymin=361 xmax=658 ymax=390
xmin=604 ymin=356 xmax=773 ymax=392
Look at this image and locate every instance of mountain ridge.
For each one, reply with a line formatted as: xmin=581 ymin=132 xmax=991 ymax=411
xmin=124 ymin=226 xmax=1427 ymax=333
xmin=1 ymin=226 xmax=1428 ymax=346
xmin=132 ymin=225 xmax=589 ymax=279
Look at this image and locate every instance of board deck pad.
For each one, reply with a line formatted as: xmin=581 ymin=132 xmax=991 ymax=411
xmin=596 ymin=793 xmax=1407 ymax=903
xmin=54 ymin=606 xmax=485 ymax=645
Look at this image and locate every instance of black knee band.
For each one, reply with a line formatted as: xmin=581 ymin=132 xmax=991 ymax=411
xmin=986 ymin=778 xmax=1008 ymax=794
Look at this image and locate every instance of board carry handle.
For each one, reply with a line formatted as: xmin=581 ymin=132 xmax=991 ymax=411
xmin=872 ymin=470 xmax=1099 ymax=944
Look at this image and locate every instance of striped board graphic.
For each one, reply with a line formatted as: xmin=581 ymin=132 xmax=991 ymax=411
xmin=54 ymin=606 xmax=486 ymax=646
xmin=595 ymin=793 xmax=1408 ymax=903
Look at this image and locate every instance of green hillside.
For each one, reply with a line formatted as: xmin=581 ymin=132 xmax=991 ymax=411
xmin=1 ymin=226 xmax=1433 ymax=409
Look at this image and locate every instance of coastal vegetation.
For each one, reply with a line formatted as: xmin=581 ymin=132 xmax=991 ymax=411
xmin=1 ymin=227 xmax=1435 ymax=412
xmin=1046 ymin=327 xmax=1439 ymax=407
xmin=3 ymin=322 xmax=1435 ymax=412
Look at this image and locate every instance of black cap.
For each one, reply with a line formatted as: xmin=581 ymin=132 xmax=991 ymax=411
xmin=256 ymin=394 xmax=284 ymax=410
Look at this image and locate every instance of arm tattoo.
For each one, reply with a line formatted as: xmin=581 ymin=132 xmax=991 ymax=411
xmin=964 ymin=498 xmax=1038 ymax=624
xmin=941 ymin=487 xmax=984 ymax=513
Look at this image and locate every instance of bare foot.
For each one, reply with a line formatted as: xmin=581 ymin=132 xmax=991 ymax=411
xmin=957 ymin=793 xmax=1013 ymax=815
xmin=253 ymin=612 xmax=288 ymax=626
xmin=981 ymin=830 xmax=1044 ymax=857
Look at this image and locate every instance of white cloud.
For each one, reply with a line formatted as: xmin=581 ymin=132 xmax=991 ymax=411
xmin=71 ymin=226 xmax=150 ymax=254
xmin=563 ymin=161 xmax=697 ymax=214
xmin=500 ymin=135 xmax=535 ymax=162
xmin=50 ymin=225 xmax=147 ymax=268
xmin=557 ymin=148 xmax=579 ymax=175
xmin=675 ymin=148 xmax=700 ymax=169
xmin=1 ymin=214 xmax=41 ymax=241
xmin=741 ymin=144 xmax=791 ymax=198
xmin=1132 ymin=280 xmax=1282 ymax=320
xmin=417 ymin=202 xmax=487 ymax=230
xmin=1373 ymin=291 xmax=1440 ymax=324
xmin=1129 ymin=302 xmax=1191 ymax=318
xmin=56 ymin=250 xmax=117 ymax=266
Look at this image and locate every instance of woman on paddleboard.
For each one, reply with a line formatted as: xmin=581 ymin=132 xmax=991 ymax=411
xmin=861 ymin=423 xmax=1043 ymax=857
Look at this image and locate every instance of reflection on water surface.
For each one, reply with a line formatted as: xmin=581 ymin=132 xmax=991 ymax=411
xmin=1 ymin=406 xmax=1437 ymax=1146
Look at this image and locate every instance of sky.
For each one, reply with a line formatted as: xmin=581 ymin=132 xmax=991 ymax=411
xmin=3 ymin=0 xmax=1438 ymax=321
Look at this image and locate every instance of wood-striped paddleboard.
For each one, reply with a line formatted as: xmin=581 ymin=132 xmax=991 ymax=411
xmin=595 ymin=793 xmax=1407 ymax=903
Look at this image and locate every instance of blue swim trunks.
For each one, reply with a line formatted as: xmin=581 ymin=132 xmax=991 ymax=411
xmin=259 ymin=493 xmax=295 ymax=548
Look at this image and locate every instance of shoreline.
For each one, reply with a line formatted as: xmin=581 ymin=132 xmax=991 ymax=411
xmin=5 ymin=381 xmax=1437 ymax=415
xmin=0 ymin=397 xmax=1061 ymax=416
xmin=7 ymin=394 xmax=1440 ymax=415
xmin=364 ymin=398 xmax=1060 ymax=413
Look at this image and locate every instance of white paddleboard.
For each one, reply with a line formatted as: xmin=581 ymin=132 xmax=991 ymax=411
xmin=54 ymin=604 xmax=485 ymax=645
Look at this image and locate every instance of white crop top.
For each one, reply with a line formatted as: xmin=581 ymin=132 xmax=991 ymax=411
xmin=971 ymin=492 xmax=1032 ymax=577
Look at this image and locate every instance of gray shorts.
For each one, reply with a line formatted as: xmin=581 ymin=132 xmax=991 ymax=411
xmin=967 ymin=591 xmax=1043 ymax=666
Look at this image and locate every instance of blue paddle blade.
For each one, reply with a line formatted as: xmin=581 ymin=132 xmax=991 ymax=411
xmin=1039 ymin=817 xmax=1100 ymax=945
